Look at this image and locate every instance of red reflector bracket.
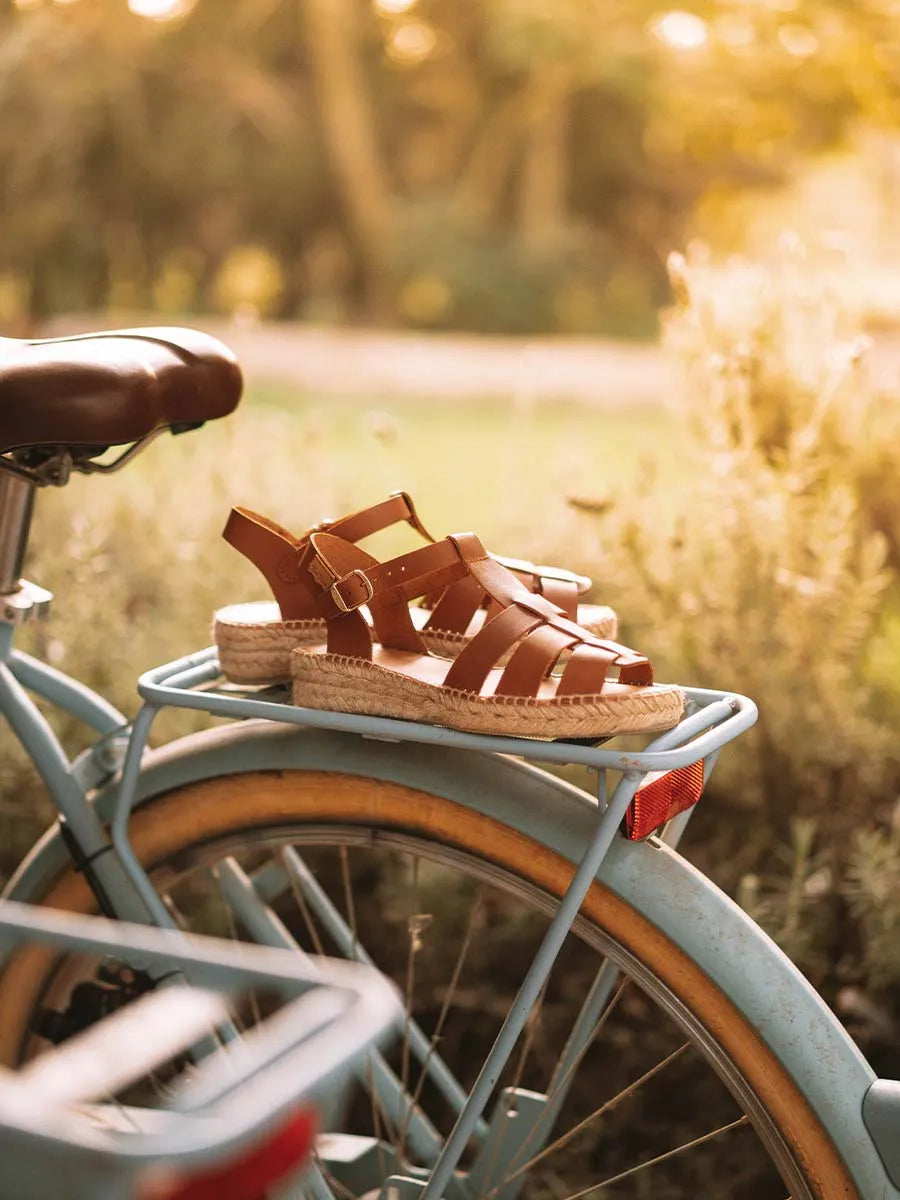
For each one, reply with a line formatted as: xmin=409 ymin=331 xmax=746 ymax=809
xmin=154 ymin=1108 xmax=317 ymax=1200
xmin=625 ymin=761 xmax=705 ymax=840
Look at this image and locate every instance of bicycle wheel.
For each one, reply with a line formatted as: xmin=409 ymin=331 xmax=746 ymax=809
xmin=0 ymin=769 xmax=858 ymax=1199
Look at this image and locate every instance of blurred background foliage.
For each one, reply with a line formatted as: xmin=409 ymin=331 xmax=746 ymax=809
xmin=0 ymin=0 xmax=899 ymax=335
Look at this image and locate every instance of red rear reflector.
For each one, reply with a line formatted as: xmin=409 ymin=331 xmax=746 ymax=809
xmin=157 ymin=1108 xmax=317 ymax=1200
xmin=625 ymin=761 xmax=705 ymax=840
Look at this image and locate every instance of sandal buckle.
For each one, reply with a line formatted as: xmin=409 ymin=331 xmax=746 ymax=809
xmin=330 ymin=569 xmax=374 ymax=613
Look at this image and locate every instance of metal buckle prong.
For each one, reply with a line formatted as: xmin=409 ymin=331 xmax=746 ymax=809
xmin=330 ymin=569 xmax=374 ymax=613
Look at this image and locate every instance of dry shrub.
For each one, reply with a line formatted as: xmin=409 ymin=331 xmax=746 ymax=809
xmin=844 ymin=811 xmax=900 ymax=992
xmin=618 ymin=456 xmax=887 ymax=825
xmin=570 ymin=245 xmax=896 ymax=829
xmin=560 ymin=244 xmax=900 ymax=1007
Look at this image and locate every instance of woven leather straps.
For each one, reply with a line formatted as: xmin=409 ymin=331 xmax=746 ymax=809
xmin=304 ymin=529 xmax=651 ymax=698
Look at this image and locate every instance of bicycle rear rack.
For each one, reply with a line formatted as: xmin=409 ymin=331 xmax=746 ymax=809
xmin=112 ymin=647 xmax=758 ymax=1200
xmin=137 ymin=645 xmax=757 ymax=778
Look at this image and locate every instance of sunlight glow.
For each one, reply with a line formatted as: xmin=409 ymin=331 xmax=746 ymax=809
xmin=374 ymin=0 xmax=418 ymax=14
xmin=715 ymin=15 xmax=755 ymax=47
xmin=387 ymin=21 xmax=437 ymax=64
xmin=128 ymin=0 xmax=194 ymax=20
xmin=778 ymin=23 xmax=819 ymax=57
xmin=650 ymin=11 xmax=709 ymax=51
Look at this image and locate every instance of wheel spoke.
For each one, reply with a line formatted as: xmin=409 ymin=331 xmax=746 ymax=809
xmin=95 ymin=1097 xmax=145 ymax=1134
xmin=559 ymin=1114 xmax=751 ymax=1199
xmin=211 ymin=865 xmax=262 ymax=1028
xmin=366 ymin=1054 xmax=392 ymax=1181
xmin=476 ymin=980 xmax=549 ymax=1191
xmin=310 ymin=1156 xmax=355 ymax=1200
xmin=397 ymin=885 xmax=485 ymax=1152
xmin=338 ymin=845 xmax=358 ymax=956
xmin=497 ymin=1042 xmax=691 ymax=1189
xmin=498 ymin=975 xmax=630 ymax=1186
xmin=281 ymin=847 xmax=326 ymax=956
xmin=401 ymin=856 xmax=427 ymax=1097
xmin=397 ymin=856 xmax=431 ymax=1164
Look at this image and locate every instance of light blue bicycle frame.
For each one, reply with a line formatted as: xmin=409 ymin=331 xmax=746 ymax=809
xmin=0 ymin=900 xmax=399 ymax=1200
xmin=2 ymin=602 xmax=900 ymax=1197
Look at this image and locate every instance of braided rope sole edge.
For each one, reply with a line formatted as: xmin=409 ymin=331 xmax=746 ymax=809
xmin=289 ymin=650 xmax=684 ymax=738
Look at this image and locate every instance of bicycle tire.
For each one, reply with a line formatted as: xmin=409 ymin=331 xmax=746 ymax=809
xmin=0 ymin=769 xmax=859 ymax=1199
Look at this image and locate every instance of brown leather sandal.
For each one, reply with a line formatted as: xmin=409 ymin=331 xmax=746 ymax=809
xmin=289 ymin=529 xmax=683 ymax=738
xmin=213 ymin=493 xmax=617 ymax=683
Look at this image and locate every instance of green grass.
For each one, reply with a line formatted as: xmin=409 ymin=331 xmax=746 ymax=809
xmin=248 ymin=385 xmax=686 ymax=551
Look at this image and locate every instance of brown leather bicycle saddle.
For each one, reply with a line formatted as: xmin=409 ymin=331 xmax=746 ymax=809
xmin=0 ymin=327 xmax=242 ymax=455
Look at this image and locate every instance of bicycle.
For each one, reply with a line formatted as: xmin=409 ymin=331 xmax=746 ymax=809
xmin=0 ymin=900 xmax=399 ymax=1199
xmin=0 ymin=324 xmax=897 ymax=1199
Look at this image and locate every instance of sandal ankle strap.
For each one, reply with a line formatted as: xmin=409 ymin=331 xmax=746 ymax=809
xmin=307 ymin=531 xmax=475 ymax=614
xmin=222 ymin=492 xmax=437 ymax=622
xmin=223 ymin=493 xmax=593 ymax=631
xmin=318 ymin=491 xmax=436 ymax=546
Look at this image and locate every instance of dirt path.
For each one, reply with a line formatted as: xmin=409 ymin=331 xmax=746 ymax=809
xmin=205 ymin=321 xmax=682 ymax=406
xmin=42 ymin=316 xmax=900 ymax=404
xmin=43 ymin=316 xmax=679 ymax=405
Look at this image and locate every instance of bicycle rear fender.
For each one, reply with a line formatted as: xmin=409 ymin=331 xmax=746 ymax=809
xmin=5 ymin=719 xmax=896 ymax=1198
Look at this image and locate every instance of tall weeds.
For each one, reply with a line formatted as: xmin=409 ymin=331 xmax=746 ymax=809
xmin=565 ymin=243 xmax=900 ymax=1026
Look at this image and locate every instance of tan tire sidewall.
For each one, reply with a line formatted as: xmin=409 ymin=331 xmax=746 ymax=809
xmin=0 ymin=771 xmax=859 ymax=1198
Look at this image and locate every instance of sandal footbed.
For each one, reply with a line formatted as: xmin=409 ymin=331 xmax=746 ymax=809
xmin=214 ymin=600 xmax=618 ymax=684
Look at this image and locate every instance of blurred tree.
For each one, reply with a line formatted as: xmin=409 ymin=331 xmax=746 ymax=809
xmin=0 ymin=0 xmax=321 ymax=323
xmin=0 ymin=0 xmax=897 ymax=332
xmin=299 ymin=0 xmax=395 ymax=318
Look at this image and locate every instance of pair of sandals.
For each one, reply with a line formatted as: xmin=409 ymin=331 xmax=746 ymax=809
xmin=213 ymin=492 xmax=684 ymax=740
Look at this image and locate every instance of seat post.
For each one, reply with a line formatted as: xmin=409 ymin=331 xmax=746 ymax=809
xmin=0 ymin=471 xmax=36 ymax=594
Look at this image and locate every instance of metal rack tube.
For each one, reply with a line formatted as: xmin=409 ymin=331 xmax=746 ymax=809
xmin=419 ymin=774 xmax=641 ymax=1200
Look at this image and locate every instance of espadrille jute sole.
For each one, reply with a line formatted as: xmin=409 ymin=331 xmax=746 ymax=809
xmin=290 ymin=649 xmax=684 ymax=739
xmin=214 ymin=600 xmax=618 ymax=685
